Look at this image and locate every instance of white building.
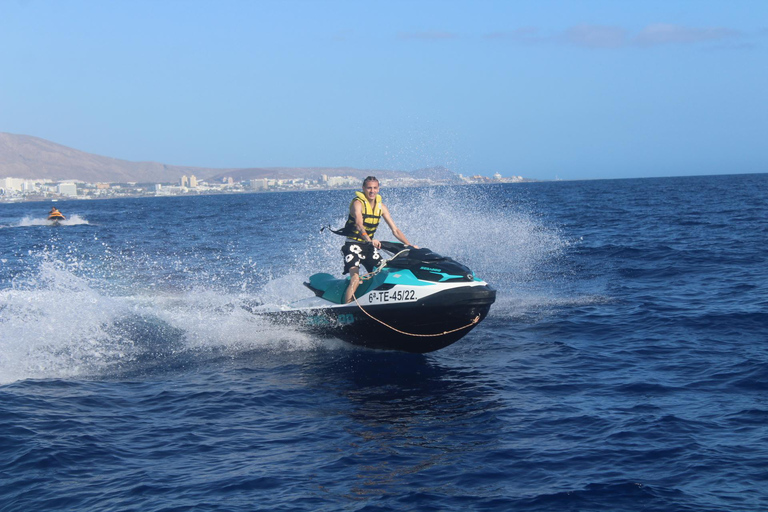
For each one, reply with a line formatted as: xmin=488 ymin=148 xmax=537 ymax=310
xmin=250 ymin=178 xmax=269 ymax=190
xmin=327 ymin=176 xmax=358 ymax=187
xmin=0 ymin=177 xmax=28 ymax=194
xmin=57 ymin=182 xmax=78 ymax=196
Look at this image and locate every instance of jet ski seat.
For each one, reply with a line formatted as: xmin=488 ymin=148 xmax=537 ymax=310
xmin=305 ymin=271 xmax=387 ymax=304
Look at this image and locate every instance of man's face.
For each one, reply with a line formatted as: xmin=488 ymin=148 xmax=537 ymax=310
xmin=363 ymin=180 xmax=379 ymax=201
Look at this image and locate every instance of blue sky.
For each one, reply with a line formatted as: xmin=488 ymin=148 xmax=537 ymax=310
xmin=1 ymin=0 xmax=766 ymax=180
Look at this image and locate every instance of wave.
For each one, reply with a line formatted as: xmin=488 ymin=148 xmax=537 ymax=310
xmin=1 ymin=214 xmax=92 ymax=228
xmin=0 ymin=256 xmax=345 ymax=385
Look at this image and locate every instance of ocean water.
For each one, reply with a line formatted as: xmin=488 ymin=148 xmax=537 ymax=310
xmin=1 ymin=174 xmax=766 ymax=511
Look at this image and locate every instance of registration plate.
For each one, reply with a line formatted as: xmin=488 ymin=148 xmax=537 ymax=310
xmin=367 ymin=289 xmax=417 ymax=304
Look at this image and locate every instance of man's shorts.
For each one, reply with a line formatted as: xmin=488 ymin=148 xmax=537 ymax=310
xmin=342 ymin=241 xmax=382 ymax=274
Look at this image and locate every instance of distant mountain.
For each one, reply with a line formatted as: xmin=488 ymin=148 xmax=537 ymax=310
xmin=0 ymin=132 xmax=461 ymax=184
xmin=0 ymin=132 xmax=229 ymax=183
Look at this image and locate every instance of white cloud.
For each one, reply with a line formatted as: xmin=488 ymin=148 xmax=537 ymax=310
xmin=633 ymin=24 xmax=741 ymax=46
xmin=483 ymin=23 xmax=743 ymax=49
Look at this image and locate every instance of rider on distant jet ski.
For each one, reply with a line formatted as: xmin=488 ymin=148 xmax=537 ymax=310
xmin=48 ymin=207 xmax=66 ymax=220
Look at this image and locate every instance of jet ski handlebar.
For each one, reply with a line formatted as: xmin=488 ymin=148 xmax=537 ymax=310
xmin=376 ymin=240 xmax=412 ymax=254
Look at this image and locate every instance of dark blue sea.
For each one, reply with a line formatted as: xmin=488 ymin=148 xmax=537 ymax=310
xmin=1 ymin=174 xmax=767 ymax=512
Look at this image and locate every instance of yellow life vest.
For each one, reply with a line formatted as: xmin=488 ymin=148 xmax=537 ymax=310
xmin=344 ymin=191 xmax=382 ymax=242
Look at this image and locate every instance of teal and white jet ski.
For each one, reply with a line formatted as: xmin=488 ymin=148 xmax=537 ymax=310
xmin=254 ymin=241 xmax=496 ymax=353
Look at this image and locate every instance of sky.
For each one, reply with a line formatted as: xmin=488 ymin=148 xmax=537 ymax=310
xmin=1 ymin=0 xmax=766 ymax=180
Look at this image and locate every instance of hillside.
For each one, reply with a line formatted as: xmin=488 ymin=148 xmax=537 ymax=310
xmin=0 ymin=132 xmax=226 ymax=183
xmin=0 ymin=132 xmax=454 ymax=184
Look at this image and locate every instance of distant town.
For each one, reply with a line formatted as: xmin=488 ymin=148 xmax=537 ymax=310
xmin=0 ymin=172 xmax=527 ymax=202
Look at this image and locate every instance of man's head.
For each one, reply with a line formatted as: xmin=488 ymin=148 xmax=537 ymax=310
xmin=362 ymin=176 xmax=379 ymax=201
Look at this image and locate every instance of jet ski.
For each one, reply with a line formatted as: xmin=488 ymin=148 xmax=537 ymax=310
xmin=252 ymin=241 xmax=496 ymax=353
xmin=48 ymin=210 xmax=66 ymax=225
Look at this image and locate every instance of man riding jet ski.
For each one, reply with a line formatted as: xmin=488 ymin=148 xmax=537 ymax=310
xmin=330 ymin=176 xmax=416 ymax=304
xmin=249 ymin=177 xmax=496 ymax=353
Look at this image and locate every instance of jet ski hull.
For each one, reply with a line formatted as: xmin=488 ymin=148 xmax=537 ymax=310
xmin=250 ymin=242 xmax=496 ymax=353
xmin=261 ymin=284 xmax=496 ymax=353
